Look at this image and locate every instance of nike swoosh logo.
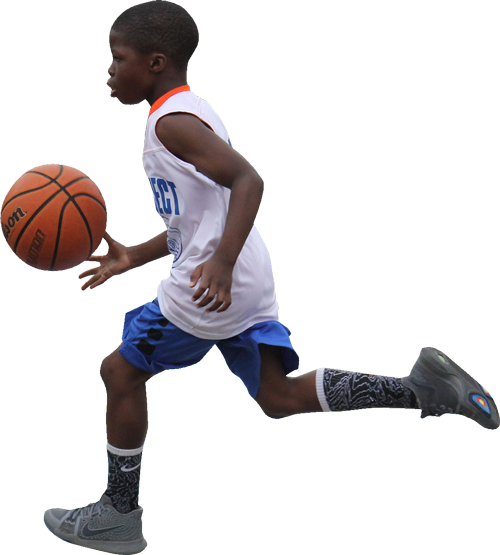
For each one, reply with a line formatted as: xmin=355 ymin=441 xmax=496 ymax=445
xmin=121 ymin=463 xmax=141 ymax=473
xmin=81 ymin=523 xmax=125 ymax=538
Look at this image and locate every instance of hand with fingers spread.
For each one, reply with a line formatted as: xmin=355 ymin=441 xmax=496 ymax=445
xmin=403 ymin=158 xmax=463 ymax=201
xmin=481 ymin=262 xmax=500 ymax=310
xmin=190 ymin=255 xmax=233 ymax=313
xmin=79 ymin=232 xmax=133 ymax=290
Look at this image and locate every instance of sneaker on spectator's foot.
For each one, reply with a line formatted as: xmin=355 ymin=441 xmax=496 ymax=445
xmin=38 ymin=114 xmax=57 ymax=137
xmin=44 ymin=493 xmax=147 ymax=554
xmin=52 ymin=87 xmax=66 ymax=100
xmin=402 ymin=347 xmax=499 ymax=430
xmin=82 ymin=89 xmax=102 ymax=102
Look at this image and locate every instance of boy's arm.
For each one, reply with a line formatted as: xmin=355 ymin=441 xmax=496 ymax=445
xmin=156 ymin=113 xmax=264 ymax=313
xmin=403 ymin=158 xmax=500 ymax=224
xmin=79 ymin=231 xmax=170 ymax=290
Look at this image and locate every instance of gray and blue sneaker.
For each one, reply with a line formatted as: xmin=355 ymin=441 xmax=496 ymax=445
xmin=44 ymin=493 xmax=147 ymax=554
xmin=402 ymin=347 xmax=499 ymax=430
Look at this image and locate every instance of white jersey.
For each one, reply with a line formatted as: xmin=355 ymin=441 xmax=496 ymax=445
xmin=143 ymin=86 xmax=279 ymax=340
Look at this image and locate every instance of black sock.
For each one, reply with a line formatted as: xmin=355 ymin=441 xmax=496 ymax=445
xmin=104 ymin=444 xmax=143 ymax=514
xmin=316 ymin=368 xmax=419 ymax=412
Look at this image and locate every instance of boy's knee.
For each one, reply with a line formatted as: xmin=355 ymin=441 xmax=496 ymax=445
xmin=100 ymin=349 xmax=151 ymax=392
xmin=256 ymin=384 xmax=299 ymax=419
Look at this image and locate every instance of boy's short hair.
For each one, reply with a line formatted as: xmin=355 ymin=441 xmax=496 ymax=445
xmin=112 ymin=1 xmax=198 ymax=70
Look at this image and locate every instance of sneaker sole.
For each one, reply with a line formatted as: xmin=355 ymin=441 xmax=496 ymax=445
xmin=44 ymin=512 xmax=147 ymax=554
xmin=402 ymin=347 xmax=499 ymax=430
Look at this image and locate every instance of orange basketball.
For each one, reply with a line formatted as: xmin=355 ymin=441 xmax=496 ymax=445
xmin=2 ymin=164 xmax=107 ymax=271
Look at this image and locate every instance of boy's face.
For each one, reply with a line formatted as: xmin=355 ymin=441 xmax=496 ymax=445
xmin=108 ymin=31 xmax=154 ymax=105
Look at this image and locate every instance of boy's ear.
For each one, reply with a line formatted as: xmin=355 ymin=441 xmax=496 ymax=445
xmin=150 ymin=53 xmax=167 ymax=73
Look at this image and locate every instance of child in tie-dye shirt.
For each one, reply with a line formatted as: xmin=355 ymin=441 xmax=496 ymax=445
xmin=0 ymin=0 xmax=57 ymax=135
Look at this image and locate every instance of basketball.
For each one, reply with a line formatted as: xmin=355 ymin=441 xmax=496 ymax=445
xmin=1 ymin=164 xmax=107 ymax=271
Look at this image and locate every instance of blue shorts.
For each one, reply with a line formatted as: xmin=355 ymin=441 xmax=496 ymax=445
xmin=119 ymin=299 xmax=299 ymax=398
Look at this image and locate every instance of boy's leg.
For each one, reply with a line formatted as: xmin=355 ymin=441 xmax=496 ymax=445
xmin=255 ymin=345 xmax=499 ymax=429
xmin=255 ymin=344 xmax=418 ymax=419
xmin=44 ymin=346 xmax=152 ymax=554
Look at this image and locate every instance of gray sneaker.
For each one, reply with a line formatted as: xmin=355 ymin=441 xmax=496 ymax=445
xmin=44 ymin=494 xmax=147 ymax=554
xmin=402 ymin=347 xmax=499 ymax=430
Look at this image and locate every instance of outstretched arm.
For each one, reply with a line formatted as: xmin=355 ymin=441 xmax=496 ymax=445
xmin=156 ymin=113 xmax=263 ymax=313
xmin=79 ymin=230 xmax=170 ymax=290
xmin=403 ymin=158 xmax=500 ymax=224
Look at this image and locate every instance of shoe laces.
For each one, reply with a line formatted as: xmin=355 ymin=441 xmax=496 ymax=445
xmin=420 ymin=410 xmax=455 ymax=428
xmin=69 ymin=500 xmax=104 ymax=521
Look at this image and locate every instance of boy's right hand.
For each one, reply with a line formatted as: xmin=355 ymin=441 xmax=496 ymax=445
xmin=79 ymin=232 xmax=133 ymax=290
xmin=403 ymin=158 xmax=460 ymax=201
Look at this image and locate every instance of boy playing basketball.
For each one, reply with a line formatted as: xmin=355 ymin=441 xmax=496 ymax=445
xmin=43 ymin=2 xmax=499 ymax=553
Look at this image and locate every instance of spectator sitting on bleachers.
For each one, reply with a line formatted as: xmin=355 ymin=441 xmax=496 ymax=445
xmin=0 ymin=0 xmax=57 ymax=136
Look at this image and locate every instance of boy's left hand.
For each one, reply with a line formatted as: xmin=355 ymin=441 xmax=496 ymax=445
xmin=481 ymin=262 xmax=500 ymax=310
xmin=190 ymin=255 xmax=233 ymax=313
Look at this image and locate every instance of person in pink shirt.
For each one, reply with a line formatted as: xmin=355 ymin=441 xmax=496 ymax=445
xmin=214 ymin=0 xmax=234 ymax=87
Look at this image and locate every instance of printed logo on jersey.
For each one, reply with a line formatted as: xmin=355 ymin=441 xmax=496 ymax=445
xmin=167 ymin=226 xmax=183 ymax=263
xmin=149 ymin=177 xmax=180 ymax=219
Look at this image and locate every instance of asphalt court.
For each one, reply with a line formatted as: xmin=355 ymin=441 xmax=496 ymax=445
xmin=0 ymin=125 xmax=500 ymax=555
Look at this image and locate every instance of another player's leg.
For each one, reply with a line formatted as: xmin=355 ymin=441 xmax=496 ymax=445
xmin=44 ymin=348 xmax=151 ymax=554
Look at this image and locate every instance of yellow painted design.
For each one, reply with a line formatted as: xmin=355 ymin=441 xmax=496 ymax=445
xmin=0 ymin=531 xmax=474 ymax=555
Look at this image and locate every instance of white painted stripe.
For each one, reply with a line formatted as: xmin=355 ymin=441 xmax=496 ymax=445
xmin=0 ymin=343 xmax=493 ymax=364
xmin=315 ymin=368 xmax=331 ymax=412
xmin=408 ymin=307 xmax=500 ymax=360
xmin=107 ymin=443 xmax=144 ymax=457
